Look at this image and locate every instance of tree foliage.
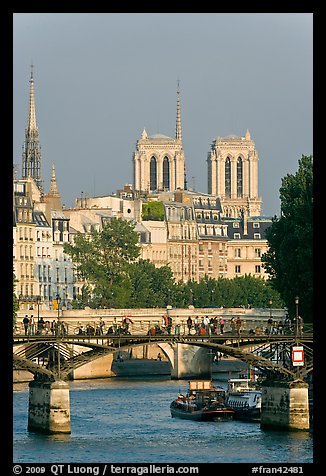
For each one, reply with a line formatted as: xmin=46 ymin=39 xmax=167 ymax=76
xmin=262 ymin=155 xmax=313 ymax=321
xmin=141 ymin=201 xmax=165 ymax=221
xmin=64 ymin=218 xmax=140 ymax=307
xmin=63 ymin=215 xmax=284 ymax=311
xmin=179 ymin=275 xmax=283 ymax=309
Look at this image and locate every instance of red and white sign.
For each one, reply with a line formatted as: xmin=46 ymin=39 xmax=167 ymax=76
xmin=292 ymin=346 xmax=304 ymax=366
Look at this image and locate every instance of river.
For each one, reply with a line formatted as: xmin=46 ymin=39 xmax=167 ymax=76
xmin=13 ymin=377 xmax=313 ymax=464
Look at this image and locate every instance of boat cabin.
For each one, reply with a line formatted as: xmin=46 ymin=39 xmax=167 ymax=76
xmin=227 ymin=378 xmax=257 ymax=393
xmin=187 ymin=380 xmax=226 ymax=408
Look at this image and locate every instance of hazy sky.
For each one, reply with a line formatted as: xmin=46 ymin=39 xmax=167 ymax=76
xmin=13 ymin=13 xmax=313 ymax=216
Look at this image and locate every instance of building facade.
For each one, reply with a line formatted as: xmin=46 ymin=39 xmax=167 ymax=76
xmin=207 ymin=130 xmax=262 ymax=217
xmin=14 ymin=70 xmax=273 ymax=308
xmin=133 ymin=88 xmax=185 ymax=193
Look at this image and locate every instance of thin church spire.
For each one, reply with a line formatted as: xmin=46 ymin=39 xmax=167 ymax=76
xmin=50 ymin=161 xmax=59 ymax=195
xmin=28 ymin=63 xmax=37 ymax=132
xmin=22 ymin=64 xmax=43 ymax=192
xmin=175 ymin=79 xmax=182 ymax=144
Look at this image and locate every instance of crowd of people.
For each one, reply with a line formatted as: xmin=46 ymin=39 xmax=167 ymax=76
xmin=22 ymin=314 xmax=69 ymax=336
xmin=19 ymin=313 xmax=303 ymax=338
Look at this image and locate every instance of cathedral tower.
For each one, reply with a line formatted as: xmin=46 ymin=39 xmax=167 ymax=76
xmin=207 ymin=130 xmax=262 ymax=217
xmin=22 ymin=65 xmax=43 ymax=192
xmin=133 ymin=85 xmax=186 ymax=193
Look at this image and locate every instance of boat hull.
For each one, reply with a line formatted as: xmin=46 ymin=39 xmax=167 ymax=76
xmin=170 ymin=403 xmax=234 ymax=421
xmin=230 ymin=407 xmax=261 ymax=422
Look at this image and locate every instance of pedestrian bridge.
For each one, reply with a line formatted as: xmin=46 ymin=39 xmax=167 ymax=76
xmin=13 ymin=331 xmax=313 ymax=382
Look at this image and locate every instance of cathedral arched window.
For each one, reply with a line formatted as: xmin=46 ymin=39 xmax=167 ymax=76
xmin=150 ymin=157 xmax=157 ymax=191
xmin=225 ymin=157 xmax=231 ymax=197
xmin=163 ymin=157 xmax=170 ymax=190
xmin=237 ymin=157 xmax=243 ymax=197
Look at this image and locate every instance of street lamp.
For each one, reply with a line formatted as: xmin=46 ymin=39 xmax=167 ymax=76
xmin=295 ymin=296 xmax=299 ymax=340
xmin=36 ymin=295 xmax=41 ymax=324
xmin=18 ymin=294 xmax=23 ymax=310
xmin=56 ymin=293 xmax=61 ymax=379
xmin=56 ymin=293 xmax=61 ymax=323
xmin=269 ymin=299 xmax=273 ymax=319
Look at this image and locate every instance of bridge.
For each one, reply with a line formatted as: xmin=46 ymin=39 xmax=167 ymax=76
xmin=13 ymin=328 xmax=313 ymax=434
xmin=13 ymin=330 xmax=313 ymax=381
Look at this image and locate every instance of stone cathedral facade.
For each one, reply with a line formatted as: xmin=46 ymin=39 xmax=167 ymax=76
xmin=207 ymin=130 xmax=262 ymax=217
xmin=133 ymin=88 xmax=186 ymax=193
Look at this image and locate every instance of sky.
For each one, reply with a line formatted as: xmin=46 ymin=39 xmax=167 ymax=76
xmin=13 ymin=13 xmax=313 ymax=216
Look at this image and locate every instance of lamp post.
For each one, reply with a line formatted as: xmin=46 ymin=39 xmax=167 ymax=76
xmin=56 ymin=293 xmax=61 ymax=329
xmin=56 ymin=293 xmax=61 ymax=379
xmin=294 ymin=296 xmax=299 ymax=342
xmin=36 ymin=295 xmax=41 ymax=324
xmin=18 ymin=294 xmax=23 ymax=311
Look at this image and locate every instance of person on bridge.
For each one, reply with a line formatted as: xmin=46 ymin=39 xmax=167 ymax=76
xmin=187 ymin=316 xmax=192 ymax=335
xmin=236 ymin=316 xmax=242 ymax=337
xmin=28 ymin=315 xmax=35 ymax=336
xmin=174 ymin=316 xmax=181 ymax=335
xmin=219 ymin=317 xmax=225 ymax=334
xmin=23 ymin=315 xmax=29 ymax=336
xmin=298 ymin=316 xmax=303 ymax=337
xmin=203 ymin=316 xmax=210 ymax=334
xmin=99 ymin=317 xmax=105 ymax=335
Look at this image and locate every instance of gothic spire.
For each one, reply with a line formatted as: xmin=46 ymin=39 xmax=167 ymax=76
xmin=22 ymin=64 xmax=43 ymax=192
xmin=28 ymin=63 xmax=37 ymax=131
xmin=50 ymin=161 xmax=59 ymax=195
xmin=175 ymin=79 xmax=182 ymax=144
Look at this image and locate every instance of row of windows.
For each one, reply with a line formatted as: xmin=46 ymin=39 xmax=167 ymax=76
xmin=232 ymin=222 xmax=260 ymax=228
xmin=18 ymin=227 xmax=34 ymax=240
xmin=17 ymin=209 xmax=33 ymax=222
xmin=19 ymin=285 xmax=70 ymax=301
xmin=234 ymin=248 xmax=262 ymax=258
xmin=197 ymin=265 xmax=262 ymax=274
xmin=233 ymin=233 xmax=261 ymax=239
xmin=234 ymin=265 xmax=262 ymax=274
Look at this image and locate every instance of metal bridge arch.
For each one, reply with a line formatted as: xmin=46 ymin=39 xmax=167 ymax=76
xmin=13 ymin=335 xmax=313 ymax=382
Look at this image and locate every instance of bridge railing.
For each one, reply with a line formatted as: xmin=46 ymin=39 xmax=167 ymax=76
xmin=14 ymin=317 xmax=313 ymax=338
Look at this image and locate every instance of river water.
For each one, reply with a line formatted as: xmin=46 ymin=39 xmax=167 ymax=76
xmin=13 ymin=377 xmax=313 ymax=464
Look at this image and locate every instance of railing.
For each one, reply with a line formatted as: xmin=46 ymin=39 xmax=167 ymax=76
xmin=13 ymin=321 xmax=313 ymax=342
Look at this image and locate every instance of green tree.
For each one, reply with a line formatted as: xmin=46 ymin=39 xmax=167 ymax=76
xmin=142 ymin=201 xmax=165 ymax=221
xmin=64 ymin=218 xmax=140 ymax=307
xmin=129 ymin=259 xmax=176 ymax=308
xmin=262 ymin=155 xmax=313 ymax=322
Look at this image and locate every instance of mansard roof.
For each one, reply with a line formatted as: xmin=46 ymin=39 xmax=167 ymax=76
xmin=33 ymin=210 xmax=50 ymax=227
xmin=222 ymin=216 xmax=273 ymax=240
xmin=193 ymin=196 xmax=222 ymax=211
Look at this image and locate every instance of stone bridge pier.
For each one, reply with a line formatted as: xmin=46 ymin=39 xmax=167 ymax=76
xmin=28 ymin=379 xmax=71 ymax=434
xmin=159 ymin=343 xmax=212 ymax=379
xmin=260 ymin=379 xmax=310 ymax=431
